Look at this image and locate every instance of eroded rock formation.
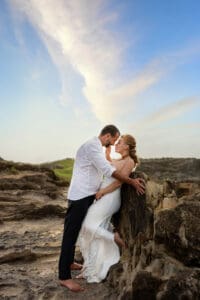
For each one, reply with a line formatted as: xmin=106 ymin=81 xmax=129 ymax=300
xmin=0 ymin=160 xmax=117 ymax=299
xmin=0 ymin=158 xmax=199 ymax=299
xmin=108 ymin=159 xmax=200 ymax=299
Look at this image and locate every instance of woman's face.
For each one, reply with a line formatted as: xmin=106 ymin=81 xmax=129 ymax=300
xmin=115 ymin=137 xmax=128 ymax=154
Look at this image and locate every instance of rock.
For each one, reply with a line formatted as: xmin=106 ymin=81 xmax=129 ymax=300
xmin=0 ymin=166 xmax=68 ymax=222
xmin=0 ymin=159 xmax=117 ymax=299
xmin=1 ymin=158 xmax=200 ymax=299
xmin=155 ymin=201 xmax=200 ymax=266
xmin=108 ymin=171 xmax=200 ymax=299
xmin=131 ymin=271 xmax=162 ymax=300
xmin=137 ymin=158 xmax=200 ymax=182
xmin=157 ymin=269 xmax=200 ymax=300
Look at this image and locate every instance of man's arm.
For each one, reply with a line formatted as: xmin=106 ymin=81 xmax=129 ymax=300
xmin=88 ymin=141 xmax=145 ymax=195
xmin=112 ymin=170 xmax=145 ymax=195
xmin=105 ymin=145 xmax=112 ymax=162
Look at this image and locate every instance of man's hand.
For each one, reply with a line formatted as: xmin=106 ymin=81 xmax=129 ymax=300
xmin=95 ymin=190 xmax=104 ymax=200
xmin=105 ymin=145 xmax=112 ymax=161
xmin=131 ymin=178 xmax=145 ymax=195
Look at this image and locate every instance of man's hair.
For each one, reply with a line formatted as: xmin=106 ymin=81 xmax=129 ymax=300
xmin=100 ymin=124 xmax=120 ymax=137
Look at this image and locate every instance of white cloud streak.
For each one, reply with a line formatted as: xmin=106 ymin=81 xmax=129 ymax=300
xmin=129 ymin=96 xmax=200 ymax=135
xmin=9 ymin=0 xmax=122 ymax=109
xmin=9 ymin=0 xmax=200 ymax=123
xmin=143 ymin=96 xmax=200 ymax=126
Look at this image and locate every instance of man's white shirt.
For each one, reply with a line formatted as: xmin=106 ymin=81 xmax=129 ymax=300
xmin=68 ymin=137 xmax=116 ymax=200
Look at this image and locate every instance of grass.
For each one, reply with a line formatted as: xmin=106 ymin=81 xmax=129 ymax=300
xmin=52 ymin=158 xmax=74 ymax=181
xmin=9 ymin=166 xmax=19 ymax=175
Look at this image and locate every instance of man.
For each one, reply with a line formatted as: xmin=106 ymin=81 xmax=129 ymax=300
xmin=59 ymin=125 xmax=145 ymax=292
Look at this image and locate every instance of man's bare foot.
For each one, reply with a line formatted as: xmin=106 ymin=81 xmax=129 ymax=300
xmin=114 ymin=232 xmax=126 ymax=248
xmin=70 ymin=262 xmax=83 ymax=270
xmin=75 ymin=273 xmax=84 ymax=279
xmin=59 ymin=279 xmax=84 ymax=292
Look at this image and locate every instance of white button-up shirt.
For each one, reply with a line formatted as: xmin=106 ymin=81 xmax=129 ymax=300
xmin=68 ymin=137 xmax=116 ymax=200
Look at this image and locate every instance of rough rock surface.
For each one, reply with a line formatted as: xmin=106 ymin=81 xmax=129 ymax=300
xmin=0 ymin=158 xmax=200 ymax=299
xmin=137 ymin=157 xmax=200 ymax=182
xmin=108 ymin=158 xmax=200 ymax=299
xmin=0 ymin=160 xmax=116 ymax=300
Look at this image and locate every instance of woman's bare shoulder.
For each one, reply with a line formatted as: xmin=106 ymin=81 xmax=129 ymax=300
xmin=111 ymin=158 xmax=123 ymax=167
xmin=123 ymin=157 xmax=135 ymax=169
xmin=111 ymin=157 xmax=134 ymax=170
xmin=121 ymin=158 xmax=135 ymax=175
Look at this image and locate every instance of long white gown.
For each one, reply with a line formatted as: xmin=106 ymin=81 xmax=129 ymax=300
xmin=78 ymin=176 xmax=121 ymax=283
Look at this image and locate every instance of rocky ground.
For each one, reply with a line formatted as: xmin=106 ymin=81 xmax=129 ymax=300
xmin=0 ymin=158 xmax=199 ymax=299
xmin=0 ymin=160 xmax=116 ymax=299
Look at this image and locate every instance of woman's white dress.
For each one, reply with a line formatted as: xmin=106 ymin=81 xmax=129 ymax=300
xmin=78 ymin=176 xmax=121 ymax=283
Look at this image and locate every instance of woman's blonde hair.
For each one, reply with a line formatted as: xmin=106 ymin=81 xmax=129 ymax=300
xmin=121 ymin=134 xmax=139 ymax=164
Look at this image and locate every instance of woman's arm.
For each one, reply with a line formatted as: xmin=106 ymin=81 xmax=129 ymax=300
xmin=96 ymin=159 xmax=135 ymax=200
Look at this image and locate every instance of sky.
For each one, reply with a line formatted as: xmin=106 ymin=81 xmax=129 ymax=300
xmin=0 ymin=0 xmax=200 ymax=163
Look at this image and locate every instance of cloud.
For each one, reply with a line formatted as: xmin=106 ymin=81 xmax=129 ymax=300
xmin=98 ymin=60 xmax=166 ymax=116
xmin=129 ymin=96 xmax=200 ymax=134
xmin=9 ymin=0 xmax=122 ymax=107
xmin=8 ymin=0 xmax=200 ymax=124
xmin=144 ymin=96 xmax=199 ymax=126
xmin=129 ymin=99 xmax=200 ymax=159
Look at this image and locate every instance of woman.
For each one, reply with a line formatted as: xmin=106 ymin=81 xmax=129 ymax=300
xmin=77 ymin=134 xmax=139 ymax=283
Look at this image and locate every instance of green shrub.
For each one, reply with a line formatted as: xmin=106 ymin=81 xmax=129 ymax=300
xmin=9 ymin=166 xmax=19 ymax=175
xmin=53 ymin=158 xmax=74 ymax=181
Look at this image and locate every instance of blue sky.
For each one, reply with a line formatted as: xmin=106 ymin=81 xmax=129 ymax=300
xmin=0 ymin=0 xmax=200 ymax=163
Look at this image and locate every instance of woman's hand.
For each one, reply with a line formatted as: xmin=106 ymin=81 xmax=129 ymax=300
xmin=131 ymin=178 xmax=145 ymax=195
xmin=95 ymin=190 xmax=104 ymax=200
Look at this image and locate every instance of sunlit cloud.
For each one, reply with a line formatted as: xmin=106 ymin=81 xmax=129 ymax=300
xmin=125 ymin=95 xmax=200 ymax=159
xmin=98 ymin=59 xmax=166 ymax=119
xmin=129 ymin=105 xmax=200 ymax=159
xmin=144 ymin=96 xmax=199 ymax=126
xmin=9 ymin=0 xmax=123 ymax=109
xmin=9 ymin=0 xmax=200 ymax=125
xmin=141 ymin=121 xmax=200 ymax=158
xmin=129 ymin=96 xmax=200 ymax=135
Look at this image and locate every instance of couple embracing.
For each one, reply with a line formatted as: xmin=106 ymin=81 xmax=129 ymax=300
xmin=58 ymin=124 xmax=145 ymax=292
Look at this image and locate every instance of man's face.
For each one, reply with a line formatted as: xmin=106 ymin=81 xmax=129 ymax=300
xmin=104 ymin=133 xmax=120 ymax=147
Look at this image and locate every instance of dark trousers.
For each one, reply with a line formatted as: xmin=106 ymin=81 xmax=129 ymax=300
xmin=58 ymin=195 xmax=95 ymax=280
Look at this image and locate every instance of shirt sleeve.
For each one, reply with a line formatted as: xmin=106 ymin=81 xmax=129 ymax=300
xmin=87 ymin=142 xmax=116 ymax=177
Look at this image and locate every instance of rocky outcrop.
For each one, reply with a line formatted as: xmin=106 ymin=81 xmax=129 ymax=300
xmin=0 ymin=169 xmax=67 ymax=222
xmin=108 ymin=169 xmax=200 ymax=299
xmin=1 ymin=158 xmax=200 ymax=299
xmin=137 ymin=158 xmax=200 ymax=182
xmin=0 ymin=160 xmax=117 ymax=300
